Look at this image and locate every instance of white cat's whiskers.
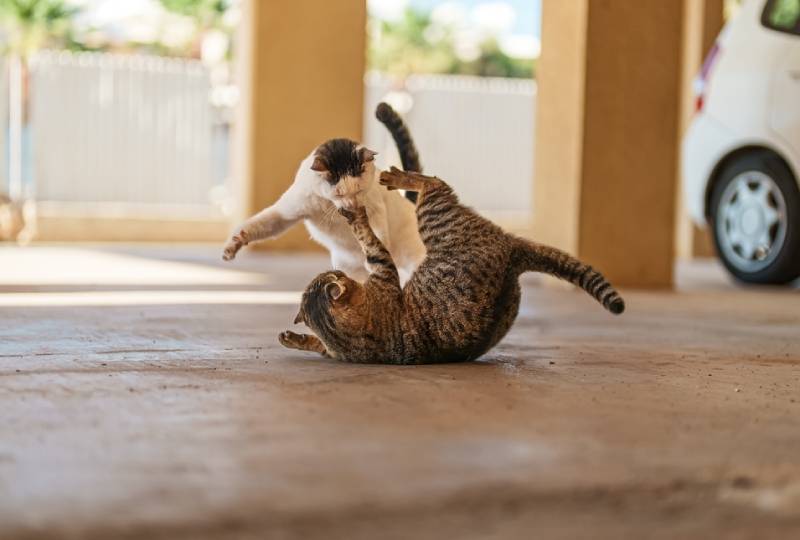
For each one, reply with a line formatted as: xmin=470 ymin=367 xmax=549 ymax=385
xmin=321 ymin=203 xmax=339 ymax=227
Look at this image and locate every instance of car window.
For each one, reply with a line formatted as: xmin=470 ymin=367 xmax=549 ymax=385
xmin=762 ymin=0 xmax=800 ymax=36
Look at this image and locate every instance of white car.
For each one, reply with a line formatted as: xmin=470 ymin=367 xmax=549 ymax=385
xmin=682 ymin=0 xmax=800 ymax=284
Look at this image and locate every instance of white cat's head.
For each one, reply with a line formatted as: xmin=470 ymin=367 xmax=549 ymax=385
xmin=309 ymin=139 xmax=378 ymax=209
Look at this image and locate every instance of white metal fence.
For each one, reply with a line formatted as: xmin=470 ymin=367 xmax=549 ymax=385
xmin=1 ymin=54 xmax=534 ymax=220
xmin=29 ymin=51 xmax=219 ymax=213
xmin=365 ymin=72 xmax=536 ymax=219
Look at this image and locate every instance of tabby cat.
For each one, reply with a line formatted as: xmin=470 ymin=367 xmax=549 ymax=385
xmin=280 ymin=167 xmax=625 ymax=364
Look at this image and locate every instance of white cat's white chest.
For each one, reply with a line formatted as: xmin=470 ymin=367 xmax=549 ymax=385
xmin=304 ymin=212 xmax=359 ymax=253
xmin=304 ymin=203 xmax=368 ymax=280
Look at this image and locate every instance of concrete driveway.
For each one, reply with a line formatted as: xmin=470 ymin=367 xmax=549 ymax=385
xmin=1 ymin=245 xmax=798 ymax=539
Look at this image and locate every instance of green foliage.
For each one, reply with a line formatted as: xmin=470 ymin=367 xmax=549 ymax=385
xmin=369 ymin=10 xmax=457 ymax=76
xmin=454 ymin=39 xmax=534 ymax=79
xmin=368 ymin=7 xmax=534 ymax=79
xmin=158 ymin=0 xmax=228 ymax=29
xmin=766 ymin=0 xmax=800 ymax=29
xmin=0 ymin=0 xmax=78 ymax=55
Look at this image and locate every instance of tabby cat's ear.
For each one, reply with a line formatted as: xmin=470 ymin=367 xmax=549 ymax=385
xmin=310 ymin=156 xmax=328 ymax=172
xmin=293 ymin=308 xmax=304 ymax=325
xmin=359 ymin=148 xmax=378 ymax=163
xmin=325 ymin=281 xmax=347 ymax=301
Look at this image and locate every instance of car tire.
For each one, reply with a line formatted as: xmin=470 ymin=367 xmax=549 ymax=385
xmin=710 ymin=151 xmax=800 ymax=285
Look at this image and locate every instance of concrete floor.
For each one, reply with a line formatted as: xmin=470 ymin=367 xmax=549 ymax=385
xmin=1 ymin=245 xmax=799 ymax=539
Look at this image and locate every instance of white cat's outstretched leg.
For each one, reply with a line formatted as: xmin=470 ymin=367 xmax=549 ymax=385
xmin=223 ymin=207 xmax=300 ymax=260
xmin=223 ymin=184 xmax=308 ymax=261
xmin=222 ymin=229 xmax=249 ymax=261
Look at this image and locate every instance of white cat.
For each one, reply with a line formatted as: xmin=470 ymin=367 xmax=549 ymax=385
xmin=222 ymin=103 xmax=426 ymax=284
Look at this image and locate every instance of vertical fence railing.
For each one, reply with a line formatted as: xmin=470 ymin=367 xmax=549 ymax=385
xmin=12 ymin=56 xmax=534 ymax=220
xmin=364 ymin=72 xmax=536 ymax=219
xmin=0 ymin=57 xmax=7 ymax=197
xmin=29 ymin=51 xmax=219 ymax=214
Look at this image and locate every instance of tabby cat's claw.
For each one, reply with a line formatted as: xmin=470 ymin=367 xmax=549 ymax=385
xmin=337 ymin=207 xmax=355 ymax=224
xmin=379 ymin=166 xmax=420 ymax=191
xmin=378 ymin=167 xmax=402 ymax=190
xmin=338 ymin=206 xmax=367 ymax=225
xmin=379 ymin=176 xmax=399 ymax=190
xmin=279 ymin=330 xmax=307 ymax=350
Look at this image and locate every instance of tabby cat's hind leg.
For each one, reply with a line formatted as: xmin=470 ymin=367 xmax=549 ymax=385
xmin=278 ymin=331 xmax=331 ymax=357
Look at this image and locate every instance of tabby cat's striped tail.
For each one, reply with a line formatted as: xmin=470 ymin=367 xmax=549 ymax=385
xmin=514 ymin=239 xmax=625 ymax=315
xmin=375 ymin=102 xmax=421 ymax=203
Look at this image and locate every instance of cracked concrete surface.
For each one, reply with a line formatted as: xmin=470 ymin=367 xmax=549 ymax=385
xmin=1 ymin=245 xmax=799 ymax=539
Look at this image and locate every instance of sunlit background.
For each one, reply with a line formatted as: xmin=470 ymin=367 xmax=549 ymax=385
xmin=0 ymin=0 xmax=547 ymax=246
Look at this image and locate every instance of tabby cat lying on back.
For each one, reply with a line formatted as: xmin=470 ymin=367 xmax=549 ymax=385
xmin=280 ymin=167 xmax=625 ymax=364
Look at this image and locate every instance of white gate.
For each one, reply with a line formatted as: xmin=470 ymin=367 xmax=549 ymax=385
xmin=364 ymin=72 xmax=536 ymax=220
xmin=30 ymin=51 xmax=217 ymax=212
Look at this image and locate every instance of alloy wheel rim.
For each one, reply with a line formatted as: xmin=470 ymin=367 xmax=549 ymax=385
xmin=716 ymin=171 xmax=787 ymax=274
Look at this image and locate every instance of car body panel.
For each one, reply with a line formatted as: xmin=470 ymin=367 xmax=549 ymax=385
xmin=682 ymin=0 xmax=800 ymax=226
xmin=770 ymin=43 xmax=800 ymax=158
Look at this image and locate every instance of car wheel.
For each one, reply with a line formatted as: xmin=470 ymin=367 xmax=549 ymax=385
xmin=710 ymin=151 xmax=800 ymax=285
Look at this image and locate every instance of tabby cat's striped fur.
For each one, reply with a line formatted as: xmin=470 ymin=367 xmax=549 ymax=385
xmin=280 ymin=167 xmax=625 ymax=364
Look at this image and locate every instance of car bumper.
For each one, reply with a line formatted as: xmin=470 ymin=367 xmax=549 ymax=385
xmin=682 ymin=114 xmax=740 ymax=226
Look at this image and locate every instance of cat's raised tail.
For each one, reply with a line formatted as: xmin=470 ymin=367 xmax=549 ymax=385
xmin=513 ymin=238 xmax=625 ymax=315
xmin=375 ymin=102 xmax=422 ymax=203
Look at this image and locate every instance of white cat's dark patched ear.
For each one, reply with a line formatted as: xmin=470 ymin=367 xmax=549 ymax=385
xmin=360 ymin=148 xmax=378 ymax=163
xmin=325 ymin=281 xmax=346 ymax=301
xmin=310 ymin=156 xmax=328 ymax=172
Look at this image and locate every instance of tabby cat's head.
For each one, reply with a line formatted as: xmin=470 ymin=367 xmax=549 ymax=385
xmin=295 ymin=270 xmax=367 ymax=340
xmin=310 ymin=138 xmax=378 ymax=209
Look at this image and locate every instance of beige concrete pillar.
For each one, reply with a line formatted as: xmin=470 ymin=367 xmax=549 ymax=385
xmin=534 ymin=1 xmax=686 ymax=288
xmin=233 ymin=0 xmax=366 ymax=250
xmin=677 ymin=0 xmax=724 ymax=259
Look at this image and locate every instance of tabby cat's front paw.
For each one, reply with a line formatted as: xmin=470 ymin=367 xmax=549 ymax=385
xmin=279 ymin=330 xmax=308 ymax=350
xmin=378 ymin=166 xmax=405 ymax=191
xmin=222 ymin=230 xmax=249 ymax=261
xmin=380 ymin=166 xmax=429 ymax=191
xmin=337 ymin=206 xmax=367 ymax=225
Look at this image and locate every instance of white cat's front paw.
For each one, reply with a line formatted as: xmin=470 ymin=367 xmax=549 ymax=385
xmin=222 ymin=230 xmax=249 ymax=261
